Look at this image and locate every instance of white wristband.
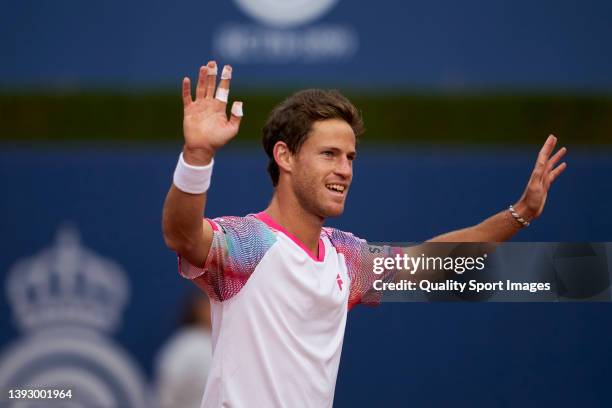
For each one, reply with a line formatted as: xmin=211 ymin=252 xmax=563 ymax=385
xmin=173 ymin=153 xmax=214 ymax=194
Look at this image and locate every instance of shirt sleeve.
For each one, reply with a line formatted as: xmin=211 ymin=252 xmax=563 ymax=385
xmin=178 ymin=215 xmax=277 ymax=302
xmin=324 ymin=228 xmax=399 ymax=310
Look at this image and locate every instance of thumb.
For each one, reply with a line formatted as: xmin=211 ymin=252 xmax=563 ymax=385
xmin=229 ymin=101 xmax=243 ymax=129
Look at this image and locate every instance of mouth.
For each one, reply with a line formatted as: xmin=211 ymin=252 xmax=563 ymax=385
xmin=325 ymin=183 xmax=347 ymax=195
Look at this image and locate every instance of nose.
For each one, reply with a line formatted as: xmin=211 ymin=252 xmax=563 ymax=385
xmin=335 ymin=157 xmax=352 ymax=179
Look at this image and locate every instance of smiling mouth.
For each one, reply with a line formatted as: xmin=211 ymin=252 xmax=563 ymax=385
xmin=326 ymin=184 xmax=346 ymax=194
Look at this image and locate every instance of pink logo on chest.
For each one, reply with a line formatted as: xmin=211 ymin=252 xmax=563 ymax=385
xmin=336 ymin=274 xmax=343 ymax=291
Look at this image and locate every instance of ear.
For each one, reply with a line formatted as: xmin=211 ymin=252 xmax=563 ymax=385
xmin=273 ymin=141 xmax=294 ymax=175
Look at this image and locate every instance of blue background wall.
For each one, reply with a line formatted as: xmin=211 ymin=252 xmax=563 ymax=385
xmin=1 ymin=146 xmax=611 ymax=406
xmin=3 ymin=0 xmax=612 ymax=90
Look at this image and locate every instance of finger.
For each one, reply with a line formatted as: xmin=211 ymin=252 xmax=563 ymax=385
xmin=205 ymin=61 xmax=217 ymax=99
xmin=534 ymin=134 xmax=558 ymax=178
xmin=538 ymin=134 xmax=557 ymax=164
xmin=229 ymin=101 xmax=243 ymax=129
xmin=215 ymin=65 xmax=232 ymax=104
xmin=196 ymin=65 xmax=208 ymax=100
xmin=182 ymin=77 xmax=192 ymax=107
xmin=547 ymin=162 xmax=567 ymax=186
xmin=545 ymin=146 xmax=567 ymax=174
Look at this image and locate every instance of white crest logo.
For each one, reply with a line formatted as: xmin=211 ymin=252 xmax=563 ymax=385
xmin=232 ymin=0 xmax=340 ymax=27
xmin=0 ymin=225 xmax=149 ymax=407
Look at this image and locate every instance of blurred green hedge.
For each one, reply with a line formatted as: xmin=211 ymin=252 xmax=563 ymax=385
xmin=1 ymin=91 xmax=611 ymax=144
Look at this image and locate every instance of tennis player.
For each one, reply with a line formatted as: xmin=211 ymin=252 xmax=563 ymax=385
xmin=162 ymin=61 xmax=567 ymax=407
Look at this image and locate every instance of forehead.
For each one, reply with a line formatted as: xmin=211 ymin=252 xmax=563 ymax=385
xmin=302 ymin=119 xmax=356 ymax=150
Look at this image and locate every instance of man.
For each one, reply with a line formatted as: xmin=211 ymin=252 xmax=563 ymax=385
xmin=162 ymin=61 xmax=567 ymax=407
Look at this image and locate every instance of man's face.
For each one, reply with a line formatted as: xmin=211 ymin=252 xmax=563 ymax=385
xmin=291 ymin=119 xmax=356 ymax=218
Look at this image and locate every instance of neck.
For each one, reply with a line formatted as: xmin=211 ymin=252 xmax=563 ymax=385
xmin=264 ymin=191 xmax=324 ymax=256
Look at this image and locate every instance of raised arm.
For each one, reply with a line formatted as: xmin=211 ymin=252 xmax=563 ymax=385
xmin=428 ymin=135 xmax=567 ymax=242
xmin=162 ymin=61 xmax=243 ymax=267
xmin=391 ymin=135 xmax=567 ymax=284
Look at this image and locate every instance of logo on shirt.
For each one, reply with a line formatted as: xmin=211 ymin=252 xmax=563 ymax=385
xmin=336 ymin=273 xmax=343 ymax=291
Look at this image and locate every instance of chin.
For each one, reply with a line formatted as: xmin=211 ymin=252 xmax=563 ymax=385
xmin=299 ymin=191 xmax=347 ymax=219
xmin=321 ymin=204 xmax=345 ymax=218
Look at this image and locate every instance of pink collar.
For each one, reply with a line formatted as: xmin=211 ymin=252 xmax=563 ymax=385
xmin=255 ymin=212 xmax=325 ymax=262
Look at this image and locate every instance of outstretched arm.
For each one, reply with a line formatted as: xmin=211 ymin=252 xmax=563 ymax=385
xmin=428 ymin=135 xmax=567 ymax=242
xmin=162 ymin=61 xmax=243 ymax=267
xmin=383 ymin=135 xmax=567 ymax=285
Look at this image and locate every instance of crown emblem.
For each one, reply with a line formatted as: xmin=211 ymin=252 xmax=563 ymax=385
xmin=6 ymin=225 xmax=129 ymax=334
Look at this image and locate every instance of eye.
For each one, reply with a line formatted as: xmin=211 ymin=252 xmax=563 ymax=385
xmin=322 ymin=151 xmax=334 ymax=157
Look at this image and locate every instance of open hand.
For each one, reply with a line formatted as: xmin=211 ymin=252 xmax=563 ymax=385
xmin=182 ymin=61 xmax=243 ymax=164
xmin=515 ymin=135 xmax=567 ymax=221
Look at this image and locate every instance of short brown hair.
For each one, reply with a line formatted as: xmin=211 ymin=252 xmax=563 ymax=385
xmin=262 ymin=89 xmax=364 ymax=186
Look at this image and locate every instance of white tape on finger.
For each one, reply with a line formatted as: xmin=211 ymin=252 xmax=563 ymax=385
xmin=207 ymin=65 xmax=218 ymax=76
xmin=221 ymin=65 xmax=232 ymax=80
xmin=231 ymin=102 xmax=243 ymax=117
xmin=215 ymin=88 xmax=229 ymax=103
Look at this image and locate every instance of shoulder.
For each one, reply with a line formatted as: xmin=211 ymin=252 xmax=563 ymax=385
xmin=209 ymin=214 xmax=269 ymax=233
xmin=208 ymin=214 xmax=277 ymax=243
xmin=322 ymin=227 xmax=365 ymax=254
xmin=191 ymin=214 xmax=278 ymax=301
xmin=207 ymin=214 xmax=278 ymax=263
